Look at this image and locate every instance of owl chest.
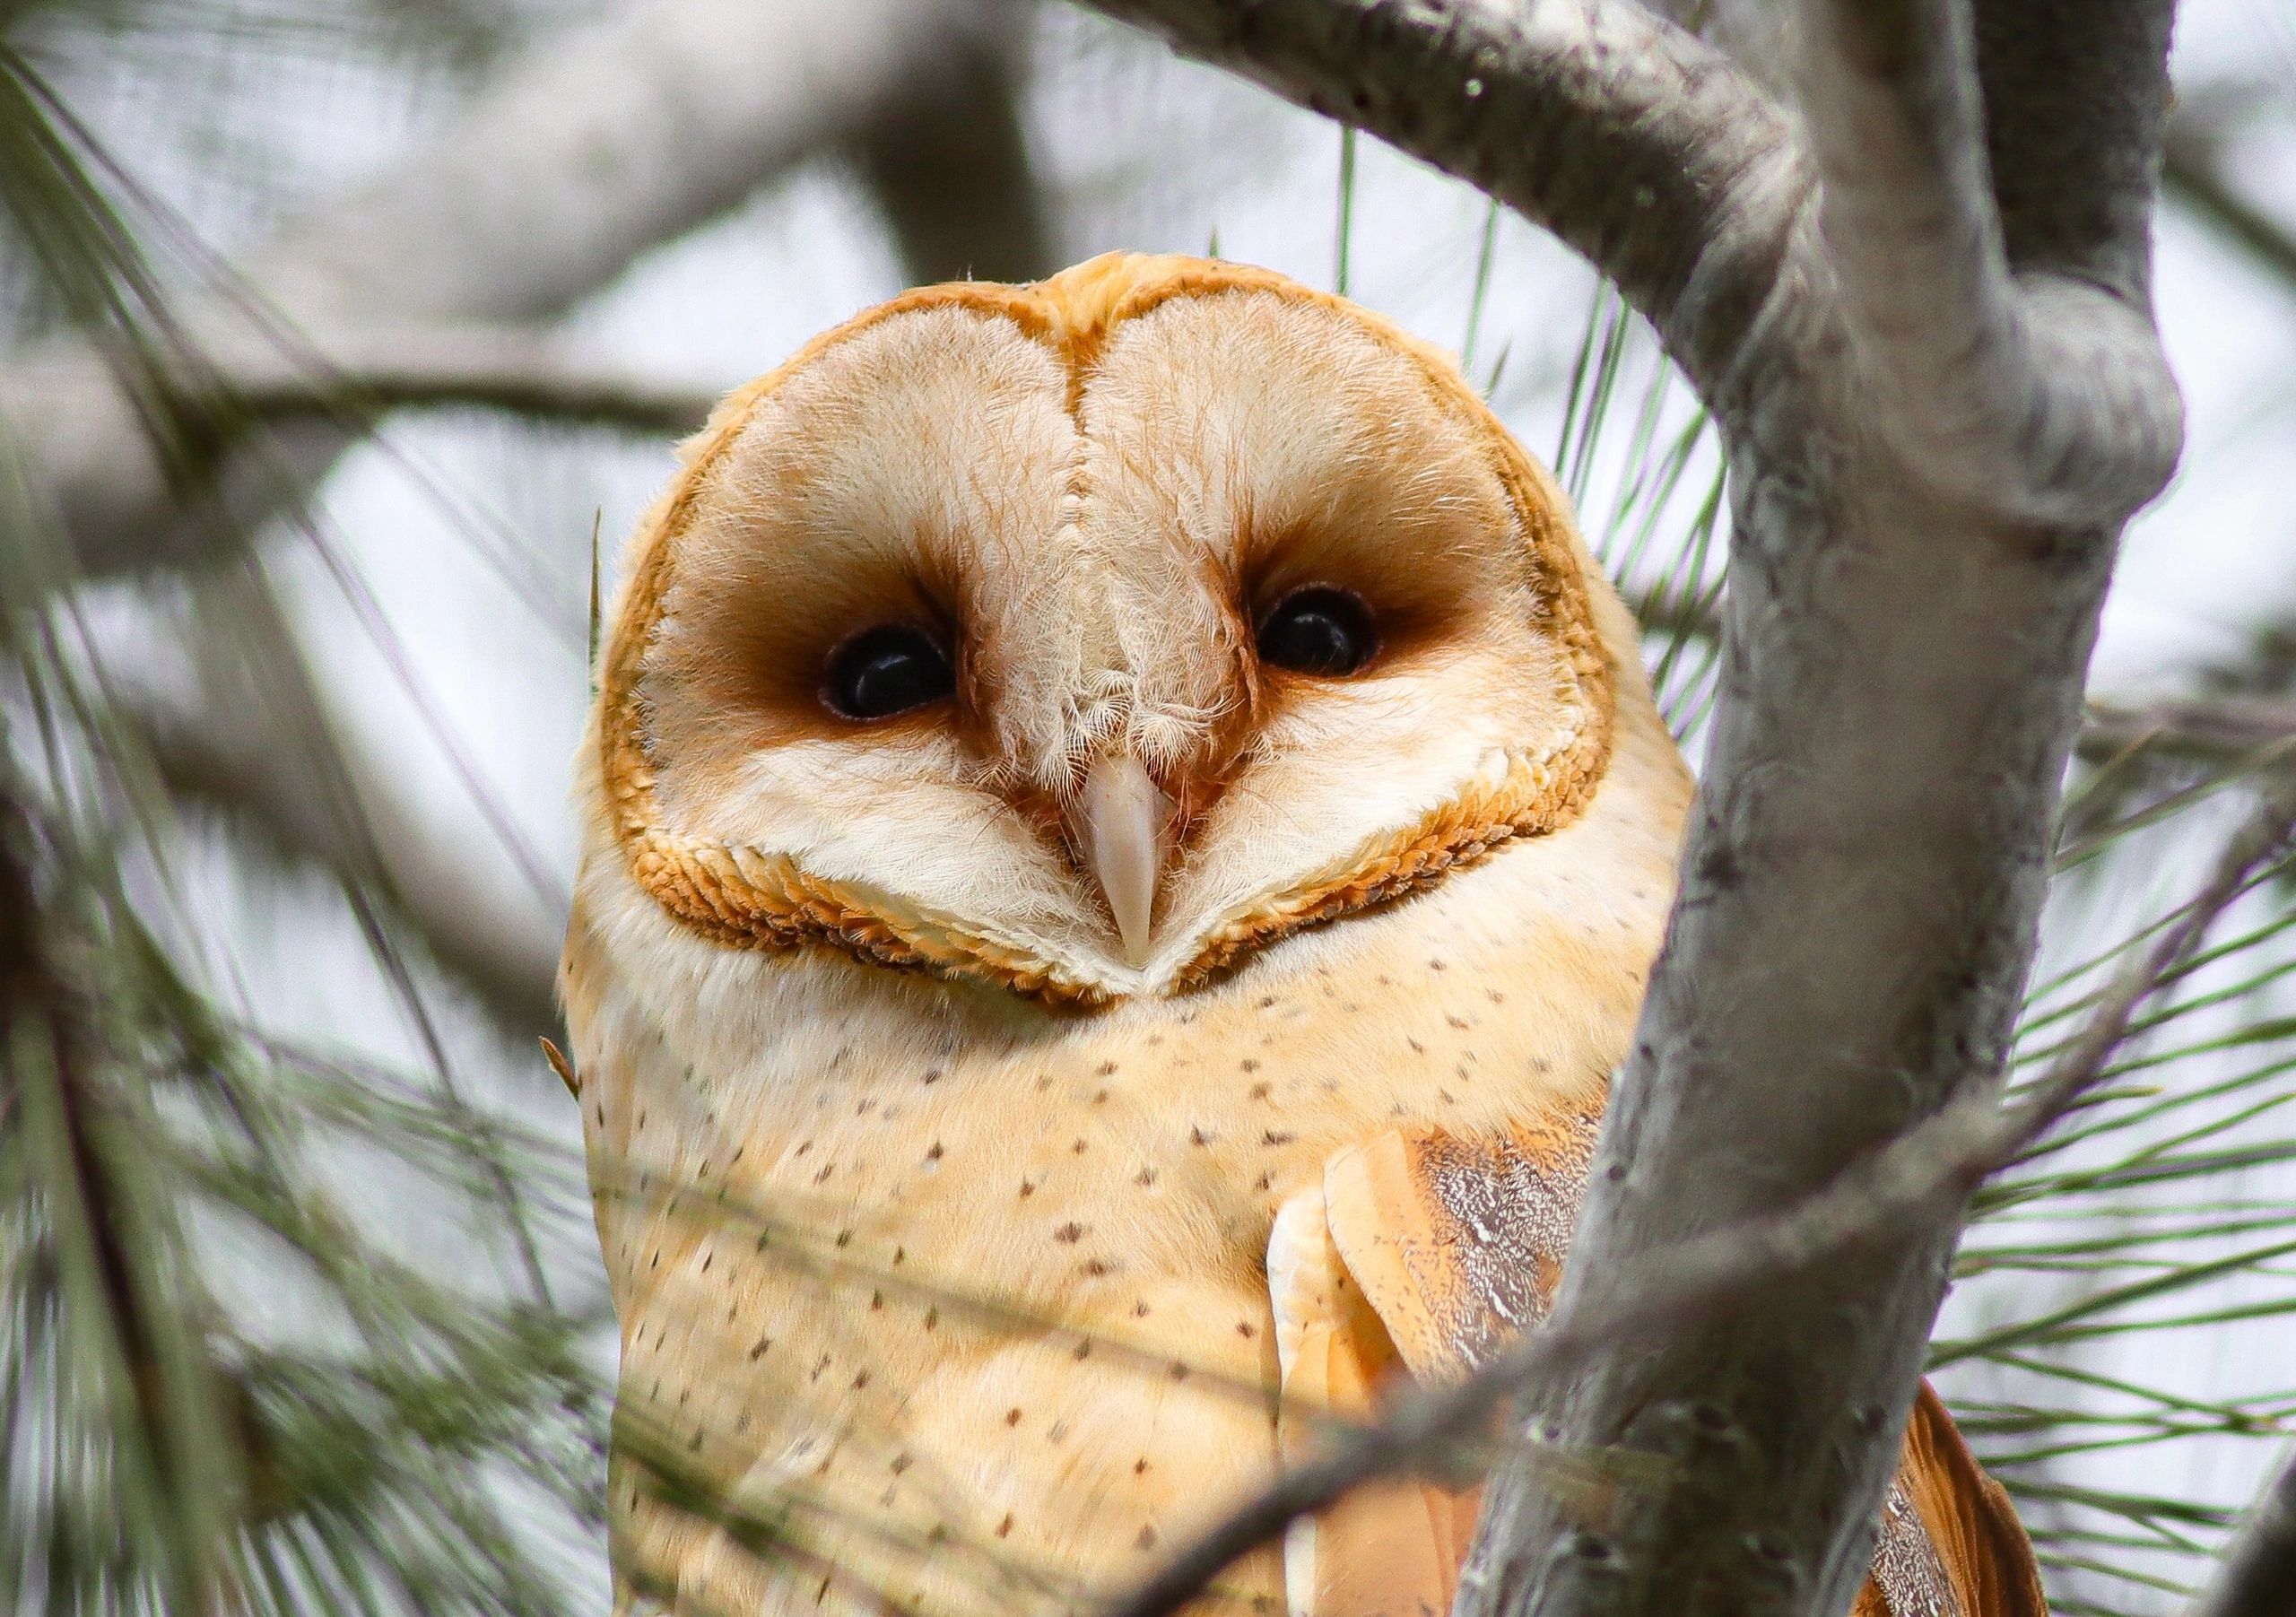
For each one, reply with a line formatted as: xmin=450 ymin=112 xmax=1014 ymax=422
xmin=652 ymin=953 xmax=1569 ymax=1334
xmin=710 ymin=1042 xmax=1335 ymax=1334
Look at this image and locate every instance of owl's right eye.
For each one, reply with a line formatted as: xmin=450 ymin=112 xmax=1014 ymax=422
xmin=822 ymin=625 xmax=955 ymax=721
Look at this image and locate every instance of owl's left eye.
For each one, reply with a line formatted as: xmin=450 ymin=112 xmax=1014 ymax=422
xmin=822 ymin=625 xmax=955 ymax=721
xmin=1257 ymin=586 xmax=1378 ymax=677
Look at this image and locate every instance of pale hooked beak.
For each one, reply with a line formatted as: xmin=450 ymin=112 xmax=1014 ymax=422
xmin=1075 ymin=753 xmax=1173 ymax=968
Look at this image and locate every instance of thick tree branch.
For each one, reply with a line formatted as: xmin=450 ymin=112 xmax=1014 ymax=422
xmin=1971 ymin=1 xmax=2177 ymax=297
xmin=0 ymin=0 xmax=1028 ymax=586
xmin=856 ymin=20 xmax=1057 ymax=284
xmin=1067 ymin=0 xmax=1800 ymax=400
xmin=2192 ymin=1441 xmax=2296 ymax=1617
xmin=1455 ymin=3 xmax=2186 ymax=1613
xmin=1795 ymin=0 xmax=2180 ymax=527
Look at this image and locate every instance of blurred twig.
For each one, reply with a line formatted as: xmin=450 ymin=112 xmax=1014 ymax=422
xmin=133 ymin=566 xmax=564 ymax=1039
xmin=2164 ymin=102 xmax=2296 ymax=292
xmin=153 ymin=324 xmax=723 ymax=439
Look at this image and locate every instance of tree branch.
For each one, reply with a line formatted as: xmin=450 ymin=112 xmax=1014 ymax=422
xmin=141 ymin=323 xmax=718 ymax=438
xmin=2077 ymin=695 xmax=2296 ymax=769
xmin=855 ymin=17 xmax=1057 ymax=284
xmin=1971 ymin=0 xmax=2178 ymax=297
xmin=1795 ymin=0 xmax=2180 ymax=527
xmin=1066 ymin=0 xmax=1800 ymax=400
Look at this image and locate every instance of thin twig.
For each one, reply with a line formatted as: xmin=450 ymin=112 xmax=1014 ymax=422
xmin=1107 ymin=780 xmax=2296 ymax=1617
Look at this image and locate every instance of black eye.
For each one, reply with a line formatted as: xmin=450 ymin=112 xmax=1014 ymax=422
xmin=822 ymin=625 xmax=955 ymax=721
xmin=1256 ymin=586 xmax=1378 ymax=677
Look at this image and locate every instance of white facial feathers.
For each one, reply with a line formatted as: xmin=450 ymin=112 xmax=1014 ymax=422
xmin=612 ymin=260 xmax=1620 ymax=996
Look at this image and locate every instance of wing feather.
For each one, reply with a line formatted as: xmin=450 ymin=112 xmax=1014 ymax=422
xmin=1275 ymin=1122 xmax=2048 ymax=1617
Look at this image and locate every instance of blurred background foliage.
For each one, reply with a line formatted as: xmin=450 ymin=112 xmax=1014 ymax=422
xmin=2 ymin=1 xmax=2294 ymax=1613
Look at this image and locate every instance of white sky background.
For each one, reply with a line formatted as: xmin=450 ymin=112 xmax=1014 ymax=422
xmin=35 ymin=0 xmax=2296 ymax=1609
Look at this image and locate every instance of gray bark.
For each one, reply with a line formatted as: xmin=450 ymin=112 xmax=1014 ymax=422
xmin=1070 ymin=2 xmax=2181 ymax=1614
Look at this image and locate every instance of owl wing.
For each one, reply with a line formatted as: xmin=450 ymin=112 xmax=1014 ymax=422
xmin=1270 ymin=1124 xmax=2046 ymax=1617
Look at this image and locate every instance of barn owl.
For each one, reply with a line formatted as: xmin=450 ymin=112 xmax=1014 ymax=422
xmin=561 ymin=253 xmax=2042 ymax=1617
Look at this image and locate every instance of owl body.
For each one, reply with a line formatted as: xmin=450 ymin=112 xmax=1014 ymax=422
xmin=566 ymin=255 xmax=2037 ymax=1617
xmin=566 ymin=682 xmax=1682 ymax=1613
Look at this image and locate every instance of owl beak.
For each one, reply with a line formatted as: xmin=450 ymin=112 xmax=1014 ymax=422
xmin=1077 ymin=753 xmax=1172 ymax=968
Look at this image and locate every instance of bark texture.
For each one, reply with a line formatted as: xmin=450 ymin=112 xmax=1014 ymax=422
xmin=1072 ymin=2 xmax=2182 ymax=1614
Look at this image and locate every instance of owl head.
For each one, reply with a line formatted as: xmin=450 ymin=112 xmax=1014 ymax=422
xmin=584 ymin=254 xmax=1662 ymax=1006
